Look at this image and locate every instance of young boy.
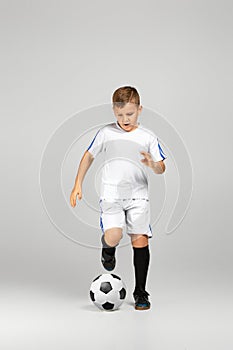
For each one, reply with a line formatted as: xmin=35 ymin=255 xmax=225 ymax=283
xmin=70 ymin=86 xmax=167 ymax=310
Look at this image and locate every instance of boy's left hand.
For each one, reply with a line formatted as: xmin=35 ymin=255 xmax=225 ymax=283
xmin=140 ymin=151 xmax=154 ymax=168
xmin=140 ymin=151 xmax=166 ymax=174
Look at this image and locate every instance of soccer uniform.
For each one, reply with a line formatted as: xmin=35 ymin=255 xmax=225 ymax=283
xmin=87 ymin=121 xmax=167 ymax=238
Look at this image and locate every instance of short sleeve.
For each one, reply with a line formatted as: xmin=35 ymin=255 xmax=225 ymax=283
xmin=87 ymin=128 xmax=105 ymax=158
xmin=149 ymin=135 xmax=167 ymax=162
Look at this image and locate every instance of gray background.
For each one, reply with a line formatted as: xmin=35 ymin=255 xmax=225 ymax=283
xmin=1 ymin=0 xmax=233 ymax=349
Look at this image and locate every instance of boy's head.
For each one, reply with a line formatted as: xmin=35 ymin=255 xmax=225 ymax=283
xmin=112 ymin=86 xmax=142 ymax=132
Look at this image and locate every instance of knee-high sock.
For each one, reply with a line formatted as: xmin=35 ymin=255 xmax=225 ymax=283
xmin=133 ymin=245 xmax=150 ymax=293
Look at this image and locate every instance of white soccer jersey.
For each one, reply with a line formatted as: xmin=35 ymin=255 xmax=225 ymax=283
xmin=87 ymin=121 xmax=167 ymax=200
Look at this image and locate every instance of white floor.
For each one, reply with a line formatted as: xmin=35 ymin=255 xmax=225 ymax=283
xmin=1 ymin=283 xmax=232 ymax=350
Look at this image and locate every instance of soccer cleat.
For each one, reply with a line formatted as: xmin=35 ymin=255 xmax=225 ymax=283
xmin=133 ymin=290 xmax=151 ymax=310
xmin=101 ymin=248 xmax=116 ymax=271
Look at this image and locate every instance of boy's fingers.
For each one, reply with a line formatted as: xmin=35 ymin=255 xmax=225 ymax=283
xmin=70 ymin=188 xmax=82 ymax=204
xmin=70 ymin=194 xmax=77 ymax=206
xmin=140 ymin=151 xmax=150 ymax=158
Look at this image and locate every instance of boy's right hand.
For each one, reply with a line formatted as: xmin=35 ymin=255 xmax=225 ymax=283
xmin=70 ymin=185 xmax=82 ymax=207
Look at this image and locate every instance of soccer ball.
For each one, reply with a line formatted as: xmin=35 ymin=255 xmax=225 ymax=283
xmin=90 ymin=273 xmax=127 ymax=311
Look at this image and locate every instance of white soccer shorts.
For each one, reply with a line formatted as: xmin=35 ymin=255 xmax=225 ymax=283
xmin=99 ymin=198 xmax=152 ymax=238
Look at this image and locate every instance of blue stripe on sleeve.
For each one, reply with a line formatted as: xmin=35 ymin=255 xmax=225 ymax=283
xmin=87 ymin=130 xmax=100 ymax=151
xmin=158 ymin=142 xmax=166 ymax=160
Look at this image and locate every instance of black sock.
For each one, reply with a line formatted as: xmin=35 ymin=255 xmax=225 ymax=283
xmin=101 ymin=235 xmax=116 ymax=257
xmin=133 ymin=245 xmax=150 ymax=293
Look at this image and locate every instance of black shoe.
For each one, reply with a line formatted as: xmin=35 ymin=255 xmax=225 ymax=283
xmin=101 ymin=248 xmax=116 ymax=271
xmin=133 ymin=290 xmax=151 ymax=310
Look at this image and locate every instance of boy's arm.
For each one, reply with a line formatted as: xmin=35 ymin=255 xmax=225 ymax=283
xmin=150 ymin=160 xmax=166 ymax=174
xmin=70 ymin=150 xmax=94 ymax=206
xmin=140 ymin=151 xmax=166 ymax=174
xmin=73 ymin=150 xmax=94 ymax=188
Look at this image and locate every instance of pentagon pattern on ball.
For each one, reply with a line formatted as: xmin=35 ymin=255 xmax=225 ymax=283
xmin=90 ymin=290 xmax=95 ymax=302
xmin=100 ymin=281 xmax=113 ymax=294
xmin=119 ymin=287 xmax=126 ymax=299
xmin=92 ymin=275 xmax=101 ymax=282
xmin=111 ymin=274 xmax=121 ymax=280
xmin=102 ymin=302 xmax=114 ymax=310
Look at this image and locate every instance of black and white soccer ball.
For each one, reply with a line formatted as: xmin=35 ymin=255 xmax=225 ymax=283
xmin=90 ymin=273 xmax=127 ymax=311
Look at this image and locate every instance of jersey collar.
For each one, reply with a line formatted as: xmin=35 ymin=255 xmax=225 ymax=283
xmin=115 ymin=121 xmax=141 ymax=132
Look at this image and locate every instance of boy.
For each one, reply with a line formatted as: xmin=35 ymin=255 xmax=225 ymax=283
xmin=70 ymin=86 xmax=167 ymax=310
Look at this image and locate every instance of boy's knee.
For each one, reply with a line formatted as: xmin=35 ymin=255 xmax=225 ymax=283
xmin=131 ymin=234 xmax=148 ymax=248
xmin=103 ymin=227 xmax=123 ymax=247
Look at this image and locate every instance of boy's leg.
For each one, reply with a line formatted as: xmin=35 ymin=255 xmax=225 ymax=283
xmin=131 ymin=234 xmax=150 ymax=292
xmin=131 ymin=234 xmax=151 ymax=310
xmin=101 ymin=227 xmax=123 ymax=271
xmin=104 ymin=227 xmax=123 ymax=247
xmin=131 ymin=234 xmax=148 ymax=248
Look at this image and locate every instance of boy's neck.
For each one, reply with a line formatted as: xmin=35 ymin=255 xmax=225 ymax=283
xmin=116 ymin=121 xmax=140 ymax=132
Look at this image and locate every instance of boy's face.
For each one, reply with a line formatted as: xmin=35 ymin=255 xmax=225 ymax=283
xmin=113 ymin=103 xmax=142 ymax=132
